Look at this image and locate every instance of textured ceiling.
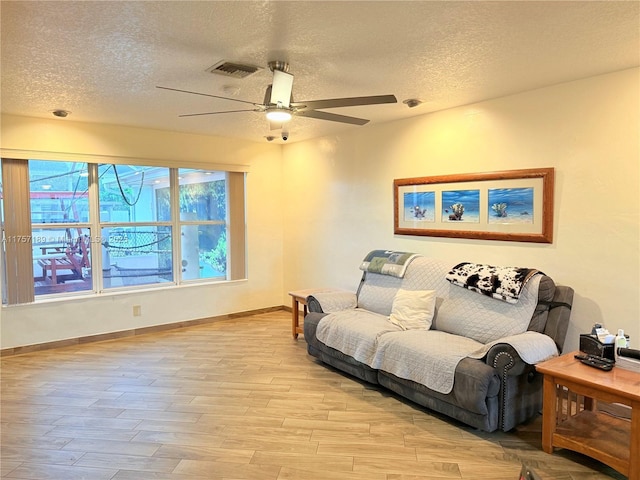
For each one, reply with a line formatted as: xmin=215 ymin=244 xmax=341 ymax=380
xmin=1 ymin=1 xmax=638 ymax=144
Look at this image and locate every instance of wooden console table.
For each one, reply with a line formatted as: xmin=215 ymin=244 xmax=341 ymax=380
xmin=536 ymin=352 xmax=640 ymax=479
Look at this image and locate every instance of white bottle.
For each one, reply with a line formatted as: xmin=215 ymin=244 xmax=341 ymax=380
xmin=615 ymin=329 xmax=628 ymax=359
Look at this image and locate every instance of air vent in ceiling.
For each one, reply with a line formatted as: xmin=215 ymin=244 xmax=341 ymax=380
xmin=207 ymin=61 xmax=262 ymax=79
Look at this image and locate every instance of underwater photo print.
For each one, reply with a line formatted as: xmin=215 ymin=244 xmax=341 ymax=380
xmin=441 ymin=189 xmax=480 ymax=223
xmin=394 ymin=168 xmax=554 ymax=243
xmin=488 ymin=187 xmax=534 ymax=224
xmin=403 ymin=191 xmax=435 ymax=222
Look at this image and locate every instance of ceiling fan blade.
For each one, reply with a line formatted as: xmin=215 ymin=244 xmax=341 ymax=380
xmin=292 ymin=94 xmax=397 ymax=110
xmin=178 ymin=109 xmax=259 ymax=117
xmin=296 ymin=110 xmax=369 ymax=125
xmin=270 ymin=70 xmax=294 ymax=107
xmin=157 ymin=86 xmax=258 ymax=107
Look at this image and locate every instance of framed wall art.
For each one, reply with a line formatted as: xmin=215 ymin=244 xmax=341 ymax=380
xmin=394 ymin=167 xmax=554 ymax=243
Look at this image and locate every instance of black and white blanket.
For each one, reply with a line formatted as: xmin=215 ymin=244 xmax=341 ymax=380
xmin=446 ymin=262 xmax=543 ymax=304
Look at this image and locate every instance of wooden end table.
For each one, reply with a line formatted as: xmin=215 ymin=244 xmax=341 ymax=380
xmin=536 ymin=351 xmax=640 ymax=479
xmin=288 ymin=288 xmax=345 ymax=339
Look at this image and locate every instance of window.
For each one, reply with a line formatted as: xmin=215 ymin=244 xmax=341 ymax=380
xmin=177 ymin=169 xmax=227 ymax=281
xmin=29 ymin=161 xmax=93 ymax=296
xmin=99 ymin=165 xmax=173 ymax=289
xmin=1 ymin=158 xmax=246 ymax=305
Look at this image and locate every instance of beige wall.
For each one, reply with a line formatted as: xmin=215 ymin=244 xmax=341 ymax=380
xmin=282 ymin=68 xmax=640 ymax=352
xmin=0 ymin=116 xmax=285 ymax=349
xmin=2 ymin=68 xmax=638 ymax=352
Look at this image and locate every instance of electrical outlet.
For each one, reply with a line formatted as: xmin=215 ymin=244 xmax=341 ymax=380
xmin=133 ymin=305 xmax=142 ymax=317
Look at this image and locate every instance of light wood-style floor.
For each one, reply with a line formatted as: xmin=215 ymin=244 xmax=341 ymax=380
xmin=1 ymin=310 xmax=625 ymax=480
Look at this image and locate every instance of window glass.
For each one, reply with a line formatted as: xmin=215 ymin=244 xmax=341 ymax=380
xmin=177 ymin=169 xmax=227 ymax=281
xmin=98 ymin=165 xmax=170 ymax=222
xmin=99 ymin=164 xmax=173 ymax=289
xmin=28 ymin=161 xmax=92 ymax=297
xmin=181 ymin=224 xmax=226 ymax=280
xmin=32 ymin=227 xmax=92 ymax=295
xmin=102 ymin=226 xmax=173 ymax=288
xmin=29 ymin=161 xmax=89 ymax=224
xmin=178 ymin=169 xmax=226 ymax=221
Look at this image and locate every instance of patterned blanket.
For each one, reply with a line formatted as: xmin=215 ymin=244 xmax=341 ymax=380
xmin=359 ymin=250 xmax=421 ymax=278
xmin=446 ymin=262 xmax=542 ymax=304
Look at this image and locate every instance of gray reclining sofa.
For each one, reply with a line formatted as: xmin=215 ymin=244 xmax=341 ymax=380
xmin=303 ymin=253 xmax=574 ymax=432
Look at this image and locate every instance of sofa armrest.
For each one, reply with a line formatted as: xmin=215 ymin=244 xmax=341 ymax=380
xmin=307 ymin=291 xmax=357 ymax=313
xmin=485 ymin=343 xmax=531 ymax=376
xmin=485 ymin=341 xmax=551 ymax=431
xmin=484 ymin=329 xmax=560 ymax=373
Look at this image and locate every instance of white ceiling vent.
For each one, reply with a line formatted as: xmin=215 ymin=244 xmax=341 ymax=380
xmin=207 ymin=61 xmax=262 ymax=79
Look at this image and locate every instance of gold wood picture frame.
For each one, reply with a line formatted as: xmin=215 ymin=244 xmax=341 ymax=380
xmin=394 ymin=168 xmax=554 ymax=243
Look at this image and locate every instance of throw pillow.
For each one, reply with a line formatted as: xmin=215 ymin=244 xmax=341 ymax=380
xmin=388 ymin=289 xmax=436 ymax=330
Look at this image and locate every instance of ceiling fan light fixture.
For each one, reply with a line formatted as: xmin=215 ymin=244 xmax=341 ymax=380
xmin=265 ymin=108 xmax=292 ymax=122
xmin=160 ymin=60 xmax=397 ymax=136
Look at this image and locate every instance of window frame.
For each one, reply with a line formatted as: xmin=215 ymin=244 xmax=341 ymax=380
xmin=177 ymin=168 xmax=229 ymax=283
xmin=1 ymin=158 xmax=247 ymax=305
xmin=97 ymin=164 xmax=175 ymax=292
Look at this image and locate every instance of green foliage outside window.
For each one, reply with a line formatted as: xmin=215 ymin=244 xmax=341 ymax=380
xmin=201 ymin=229 xmax=227 ymax=274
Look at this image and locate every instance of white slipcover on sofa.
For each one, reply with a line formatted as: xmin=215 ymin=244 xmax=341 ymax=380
xmin=303 ymin=251 xmax=574 ymax=432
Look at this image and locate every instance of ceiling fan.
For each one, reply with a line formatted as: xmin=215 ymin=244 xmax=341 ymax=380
xmin=157 ymin=61 xmax=397 ymax=136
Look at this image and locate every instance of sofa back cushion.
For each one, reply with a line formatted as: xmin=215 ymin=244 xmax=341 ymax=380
xmin=357 ymin=255 xmax=554 ymax=344
xmin=401 ymin=257 xmax=452 ymax=293
xmin=357 ymin=256 xmax=451 ymax=316
xmin=357 ymin=272 xmax=402 ymax=316
xmin=435 ymin=275 xmax=542 ymax=344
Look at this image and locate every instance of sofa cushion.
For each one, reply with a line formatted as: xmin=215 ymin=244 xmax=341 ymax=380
xmin=304 ymin=312 xmax=380 ymax=384
xmin=316 ymin=309 xmax=402 ymax=365
xmin=435 ymin=275 xmax=542 ymax=344
xmin=357 ymin=272 xmax=402 ymax=316
xmin=371 ymin=330 xmax=483 ymax=394
xmin=400 ymin=257 xmax=451 ymax=294
xmin=388 ymin=289 xmax=437 ymax=330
